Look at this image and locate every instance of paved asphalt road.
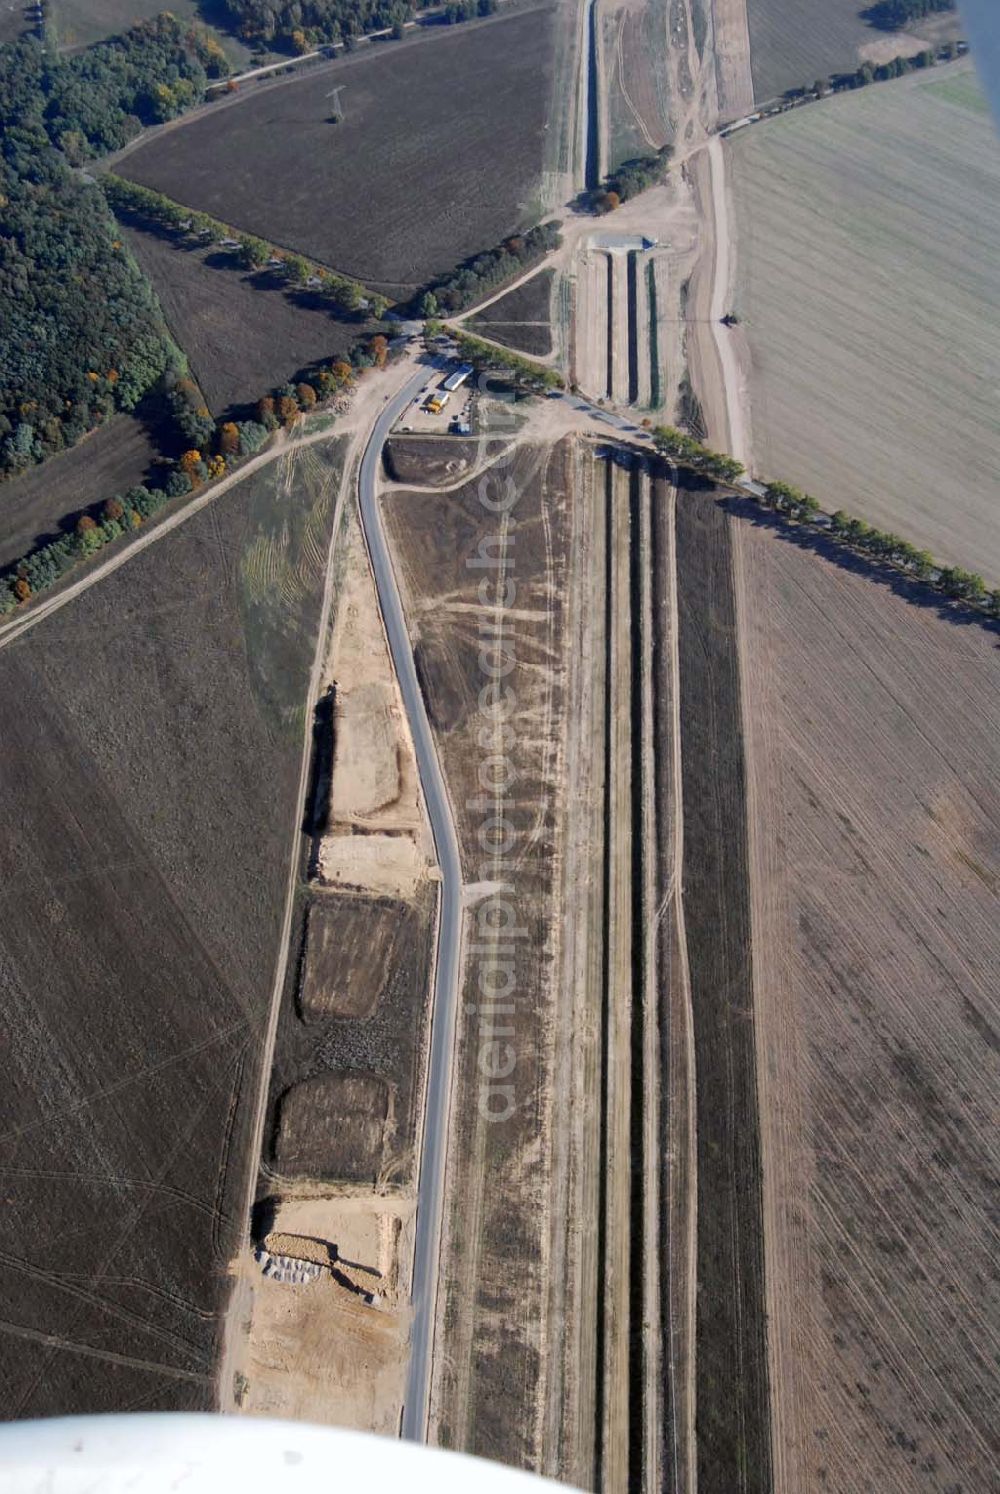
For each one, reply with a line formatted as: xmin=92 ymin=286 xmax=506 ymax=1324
xmin=357 ymin=365 xmax=465 ymax=1442
xmin=360 ymin=367 xmax=668 ymax=1441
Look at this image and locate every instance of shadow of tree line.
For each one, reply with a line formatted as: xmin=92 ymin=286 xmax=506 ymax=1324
xmin=718 ymin=492 xmax=1000 ymax=640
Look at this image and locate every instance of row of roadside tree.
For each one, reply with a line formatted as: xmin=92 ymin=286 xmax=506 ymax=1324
xmin=0 ymin=348 xmax=388 ymax=618
xmin=646 ymin=432 xmax=999 ymax=621
xmin=102 ymin=175 xmax=386 ymax=317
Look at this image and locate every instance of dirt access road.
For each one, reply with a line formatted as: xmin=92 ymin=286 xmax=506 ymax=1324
xmin=206 ymin=353 xmax=431 ymax=1406
xmin=0 ymin=363 xmax=415 ymax=658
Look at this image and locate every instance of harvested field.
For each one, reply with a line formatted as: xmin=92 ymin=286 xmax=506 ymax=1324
xmin=116 ymin=6 xmax=559 ymax=293
xmin=383 ymin=437 xmax=505 ymax=487
xmin=733 ymin=506 xmax=1000 ymax=1494
xmin=0 ymin=0 xmax=29 ymax=43
xmin=0 ymin=412 xmax=161 ymax=570
xmin=263 ymin=880 xmax=434 ymax=1187
xmin=464 ymin=322 xmax=553 ymax=358
xmin=602 ymin=0 xmax=671 ymax=161
xmin=296 ymin=894 xmax=421 ymax=1022
xmin=383 ymin=439 xmax=572 ymax=1468
xmin=50 ymin=0 xmax=254 ymax=62
xmin=466 ymin=267 xmax=555 ymax=356
xmin=746 ymin=0 xmax=919 ymax=104
xmin=468 ymin=269 xmax=555 ymax=326
xmin=0 ymin=436 xmax=344 ymax=1418
xmin=730 ymin=64 xmax=1000 ymax=578
xmin=925 ymin=68 xmax=991 ymax=114
xmin=674 ymin=487 xmax=771 ymax=1493
xmin=121 ymin=224 xmax=369 ymax=416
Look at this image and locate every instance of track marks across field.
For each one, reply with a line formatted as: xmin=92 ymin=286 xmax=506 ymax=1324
xmin=734 ymin=508 xmax=1000 ymax=1494
xmin=0 ymin=439 xmax=344 ymax=1418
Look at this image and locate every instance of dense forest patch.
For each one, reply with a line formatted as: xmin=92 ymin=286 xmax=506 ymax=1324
xmin=0 ymin=17 xmax=226 ymax=478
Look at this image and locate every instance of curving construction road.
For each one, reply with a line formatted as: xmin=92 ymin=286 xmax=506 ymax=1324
xmin=360 ymin=365 xmax=663 ymax=1445
xmin=356 ymin=365 xmax=465 ymax=1443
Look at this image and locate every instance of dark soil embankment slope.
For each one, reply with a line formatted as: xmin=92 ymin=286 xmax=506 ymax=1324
xmin=674 ymin=486 xmax=772 ymax=1493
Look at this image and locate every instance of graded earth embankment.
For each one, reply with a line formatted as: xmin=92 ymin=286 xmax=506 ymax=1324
xmin=674 ymin=485 xmax=772 ymax=1494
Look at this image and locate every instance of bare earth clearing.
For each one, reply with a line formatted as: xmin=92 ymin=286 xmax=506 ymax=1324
xmin=729 ymin=63 xmax=1000 ymax=578
xmin=117 ymin=6 xmax=559 ymax=292
xmin=0 ymin=437 xmax=344 ymax=1417
xmin=233 ymin=1192 xmax=416 ymax=1432
xmin=735 ymin=510 xmax=1000 ymax=1494
xmin=383 ymin=437 xmax=507 ymax=488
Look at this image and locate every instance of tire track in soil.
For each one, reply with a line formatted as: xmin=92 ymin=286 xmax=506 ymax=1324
xmin=0 ymin=1319 xmax=213 ymax=1386
xmin=615 ymin=11 xmax=660 ymax=151
xmin=9 ymin=1049 xmax=238 ymax=1415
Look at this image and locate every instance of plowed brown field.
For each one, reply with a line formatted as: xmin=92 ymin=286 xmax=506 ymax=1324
xmin=733 ymin=511 xmax=1000 ymax=1494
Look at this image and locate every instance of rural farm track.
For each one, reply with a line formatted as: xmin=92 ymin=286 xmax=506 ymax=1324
xmin=356 ymin=368 xmax=465 ymax=1442
xmin=0 ymin=417 xmax=353 ymax=656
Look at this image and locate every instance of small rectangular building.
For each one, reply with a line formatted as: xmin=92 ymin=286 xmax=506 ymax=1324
xmin=442 ymin=362 xmax=475 ymax=393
